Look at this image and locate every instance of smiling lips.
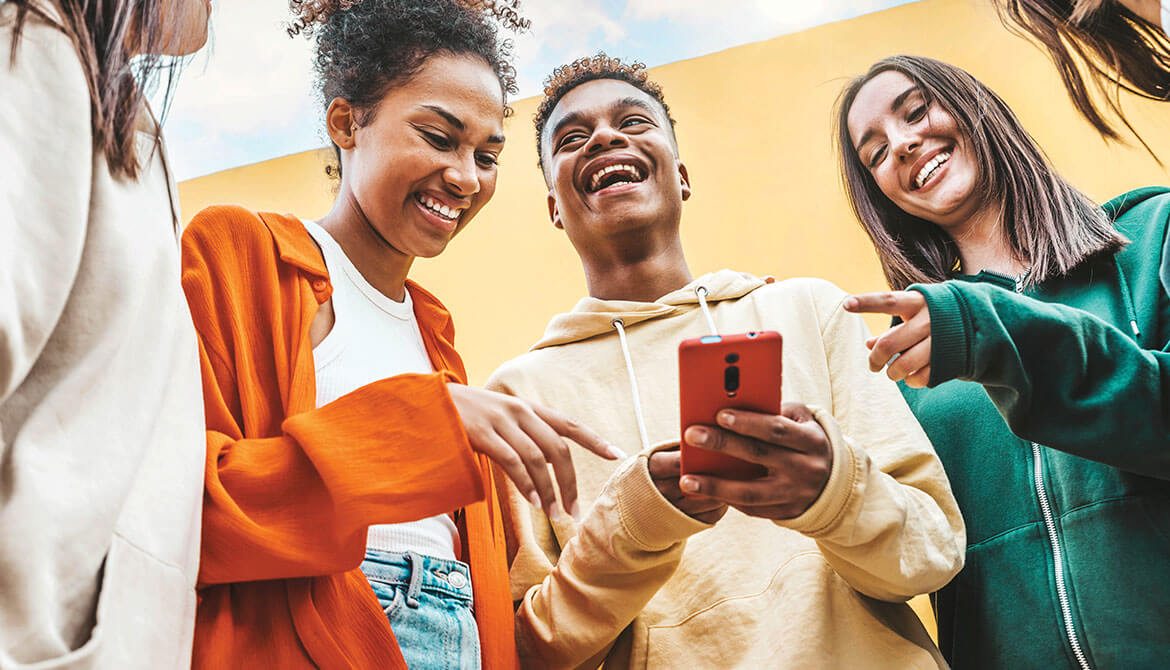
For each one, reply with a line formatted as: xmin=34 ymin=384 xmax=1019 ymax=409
xmin=913 ymin=151 xmax=951 ymax=190
xmin=586 ymin=163 xmax=646 ymax=194
xmin=415 ymin=193 xmax=462 ymax=222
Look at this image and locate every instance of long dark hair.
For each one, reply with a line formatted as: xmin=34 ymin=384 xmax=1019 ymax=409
xmin=993 ymin=0 xmax=1170 ymax=149
xmin=4 ymin=1 xmax=189 ymax=179
xmin=288 ymin=0 xmax=525 ymax=179
xmin=834 ymin=55 xmax=1127 ymax=290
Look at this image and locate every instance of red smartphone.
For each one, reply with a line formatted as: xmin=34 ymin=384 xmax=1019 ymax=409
xmin=679 ymin=331 xmax=782 ymax=480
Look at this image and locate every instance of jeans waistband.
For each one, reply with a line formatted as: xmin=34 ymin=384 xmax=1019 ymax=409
xmin=361 ymin=549 xmax=473 ymax=604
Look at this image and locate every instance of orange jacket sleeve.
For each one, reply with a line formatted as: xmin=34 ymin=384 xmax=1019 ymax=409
xmin=182 ymin=207 xmax=485 ymax=586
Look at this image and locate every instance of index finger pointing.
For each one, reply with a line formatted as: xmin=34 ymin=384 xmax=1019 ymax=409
xmin=532 ymin=404 xmax=627 ymax=461
xmin=842 ymin=292 xmax=921 ymax=318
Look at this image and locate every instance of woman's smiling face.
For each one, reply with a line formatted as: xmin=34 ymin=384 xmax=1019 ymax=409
xmin=342 ymin=52 xmax=505 ymax=260
xmin=847 ymin=69 xmax=985 ymax=231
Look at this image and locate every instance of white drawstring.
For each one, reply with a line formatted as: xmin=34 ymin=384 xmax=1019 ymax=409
xmin=612 ymin=318 xmax=652 ymax=452
xmin=695 ymin=286 xmax=719 ymax=336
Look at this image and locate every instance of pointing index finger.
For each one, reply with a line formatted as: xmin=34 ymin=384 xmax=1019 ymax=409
xmin=532 ymin=404 xmax=626 ymax=461
xmin=843 ymin=292 xmax=920 ymax=318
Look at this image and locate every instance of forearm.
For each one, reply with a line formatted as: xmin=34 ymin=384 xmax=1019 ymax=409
xmin=914 ymin=280 xmax=1170 ymax=477
xmin=515 ymin=451 xmax=709 ymax=668
xmin=778 ymin=408 xmax=965 ymax=602
xmin=199 ymin=372 xmax=484 ymax=584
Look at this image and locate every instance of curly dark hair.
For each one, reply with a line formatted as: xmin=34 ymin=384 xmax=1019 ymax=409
xmin=534 ymin=53 xmax=677 ymax=174
xmin=288 ymin=0 xmax=526 ymax=177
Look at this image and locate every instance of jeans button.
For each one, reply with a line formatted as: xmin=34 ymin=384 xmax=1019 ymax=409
xmin=447 ymin=571 xmax=468 ymax=589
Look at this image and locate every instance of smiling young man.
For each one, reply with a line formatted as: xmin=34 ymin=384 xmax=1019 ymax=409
xmin=484 ymin=54 xmax=966 ymax=669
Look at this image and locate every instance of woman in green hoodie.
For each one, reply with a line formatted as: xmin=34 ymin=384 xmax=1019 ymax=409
xmin=834 ymin=54 xmax=1169 ymax=669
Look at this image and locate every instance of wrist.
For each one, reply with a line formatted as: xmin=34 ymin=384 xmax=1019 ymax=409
xmin=609 ymin=443 xmax=713 ymax=550
xmin=908 ymin=282 xmax=971 ymax=385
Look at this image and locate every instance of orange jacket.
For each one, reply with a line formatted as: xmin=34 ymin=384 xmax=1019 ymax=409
xmin=180 ymin=205 xmax=518 ymax=669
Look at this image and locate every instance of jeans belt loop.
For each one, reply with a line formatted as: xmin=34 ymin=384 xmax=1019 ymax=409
xmin=403 ymin=551 xmax=423 ymax=609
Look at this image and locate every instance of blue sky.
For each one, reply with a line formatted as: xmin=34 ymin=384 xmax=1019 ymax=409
xmin=161 ymin=0 xmax=919 ymax=180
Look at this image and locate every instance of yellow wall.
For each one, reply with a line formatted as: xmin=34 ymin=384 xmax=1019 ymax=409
xmin=178 ymin=0 xmax=1170 ymax=634
xmin=179 ymin=0 xmax=1170 ymax=384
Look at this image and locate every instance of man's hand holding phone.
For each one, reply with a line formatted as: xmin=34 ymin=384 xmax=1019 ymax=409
xmin=647 ymin=449 xmax=728 ymax=524
xmin=678 ymin=402 xmax=832 ymax=521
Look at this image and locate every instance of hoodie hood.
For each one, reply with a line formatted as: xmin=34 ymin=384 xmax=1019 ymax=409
xmin=533 ymin=269 xmax=771 ymax=349
xmin=1101 ymin=186 xmax=1170 ymax=221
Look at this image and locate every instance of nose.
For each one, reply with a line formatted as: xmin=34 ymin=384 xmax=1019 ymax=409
xmin=890 ymin=126 xmax=922 ymax=162
xmin=443 ymin=153 xmax=480 ymax=197
xmin=586 ymin=124 xmax=628 ymax=155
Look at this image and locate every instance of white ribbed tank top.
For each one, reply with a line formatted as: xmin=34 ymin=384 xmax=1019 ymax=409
xmin=303 ymin=220 xmax=459 ymax=560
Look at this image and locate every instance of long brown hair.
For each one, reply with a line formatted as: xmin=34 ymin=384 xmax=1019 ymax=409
xmin=993 ymin=0 xmax=1170 ymax=150
xmin=834 ymin=55 xmax=1127 ymax=290
xmin=4 ymin=1 xmax=188 ymax=179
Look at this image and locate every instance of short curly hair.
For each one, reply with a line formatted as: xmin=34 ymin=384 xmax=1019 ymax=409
xmin=534 ymin=53 xmax=677 ymax=175
xmin=289 ymin=0 xmax=526 ymax=177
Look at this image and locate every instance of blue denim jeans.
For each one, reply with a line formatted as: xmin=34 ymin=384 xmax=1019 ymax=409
xmin=360 ymin=550 xmax=481 ymax=670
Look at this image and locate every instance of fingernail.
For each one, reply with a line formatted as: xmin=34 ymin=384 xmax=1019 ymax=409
xmin=717 ymin=411 xmax=735 ymax=427
xmin=527 ymin=491 xmax=540 ymax=507
xmin=843 ymin=297 xmax=858 ymax=310
xmin=607 ymin=445 xmax=628 ymax=460
xmin=689 ymin=428 xmax=709 ymax=446
xmin=569 ymin=501 xmax=582 ymax=521
xmin=548 ymin=505 xmax=562 ymax=521
xmin=680 ymin=476 xmax=699 ymax=493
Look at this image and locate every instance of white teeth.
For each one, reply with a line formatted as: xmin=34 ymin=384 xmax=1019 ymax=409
xmin=915 ymin=152 xmax=951 ymax=189
xmin=588 ymin=163 xmax=644 ymax=192
xmin=418 ymin=195 xmax=459 ymax=221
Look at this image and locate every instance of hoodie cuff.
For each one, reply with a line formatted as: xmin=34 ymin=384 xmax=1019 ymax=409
xmin=611 ymin=441 xmax=713 ymax=550
xmin=908 ymin=282 xmax=971 ymax=386
xmin=774 ymin=406 xmax=859 ymax=537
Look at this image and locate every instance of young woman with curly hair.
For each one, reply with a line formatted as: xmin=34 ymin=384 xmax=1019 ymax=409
xmin=1 ymin=0 xmax=209 ymax=667
xmin=838 ymin=54 xmax=1170 ymax=669
xmin=181 ymin=1 xmax=618 ymax=668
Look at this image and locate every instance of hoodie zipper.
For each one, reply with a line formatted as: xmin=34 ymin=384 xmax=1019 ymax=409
xmin=1011 ymin=272 xmax=1092 ymax=670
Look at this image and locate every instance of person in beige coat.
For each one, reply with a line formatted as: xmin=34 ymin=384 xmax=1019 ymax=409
xmin=485 ymin=53 xmax=966 ymax=669
xmin=1 ymin=1 xmax=209 ymax=666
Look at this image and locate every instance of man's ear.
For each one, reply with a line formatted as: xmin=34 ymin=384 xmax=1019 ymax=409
xmin=547 ymin=190 xmax=564 ymax=230
xmin=678 ymin=161 xmax=692 ymax=201
xmin=325 ymin=98 xmax=357 ymax=150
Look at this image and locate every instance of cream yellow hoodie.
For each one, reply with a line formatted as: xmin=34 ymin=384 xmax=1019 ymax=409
xmin=486 ymin=270 xmax=965 ymax=669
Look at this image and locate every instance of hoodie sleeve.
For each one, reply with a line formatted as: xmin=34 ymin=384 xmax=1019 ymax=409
xmin=775 ymin=285 xmax=966 ymax=603
xmin=487 ymin=373 xmax=710 ymax=670
xmin=910 ymin=272 xmax=1170 ymax=479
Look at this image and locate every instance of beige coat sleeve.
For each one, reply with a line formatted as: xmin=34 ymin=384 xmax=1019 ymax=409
xmin=776 ymin=289 xmax=966 ymax=602
xmin=0 ymin=11 xmax=92 ymax=406
xmin=490 ymin=441 xmax=710 ymax=669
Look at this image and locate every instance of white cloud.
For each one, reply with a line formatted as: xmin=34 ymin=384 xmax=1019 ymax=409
xmin=160 ymin=0 xmax=321 ymax=178
xmin=161 ymin=0 xmax=919 ymax=179
xmin=509 ymin=0 xmax=629 ymax=97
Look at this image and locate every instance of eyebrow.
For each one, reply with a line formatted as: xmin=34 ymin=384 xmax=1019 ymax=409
xmin=855 ymin=85 xmax=920 ymax=152
xmin=547 ymin=96 xmax=661 ymax=146
xmin=419 ymin=104 xmax=505 ymax=144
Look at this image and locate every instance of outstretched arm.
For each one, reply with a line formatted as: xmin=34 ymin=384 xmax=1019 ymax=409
xmin=847 ymin=283 xmax=1170 ymax=479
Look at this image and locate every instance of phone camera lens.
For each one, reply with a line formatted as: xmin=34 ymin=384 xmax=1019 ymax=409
xmin=724 ymin=365 xmax=740 ymax=394
xmin=725 ymin=352 xmax=739 ymax=364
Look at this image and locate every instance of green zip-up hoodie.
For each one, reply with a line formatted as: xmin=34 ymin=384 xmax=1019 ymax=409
xmin=902 ymin=187 xmax=1170 ymax=669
